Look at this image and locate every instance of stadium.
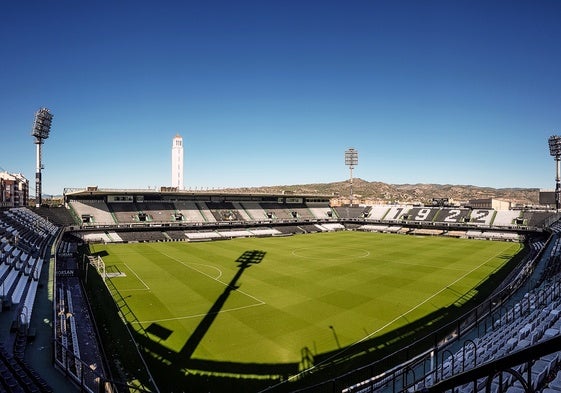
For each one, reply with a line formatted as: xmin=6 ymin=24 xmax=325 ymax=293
xmin=3 ymin=120 xmax=561 ymax=393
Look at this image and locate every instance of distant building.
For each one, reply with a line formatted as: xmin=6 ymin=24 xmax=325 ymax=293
xmin=0 ymin=171 xmax=29 ymax=207
xmin=468 ymin=198 xmax=511 ymax=210
xmin=171 ymin=134 xmax=184 ymax=190
xmin=539 ymin=189 xmax=556 ymax=206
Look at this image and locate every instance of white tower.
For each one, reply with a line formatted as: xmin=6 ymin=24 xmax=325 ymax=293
xmin=171 ymin=134 xmax=184 ymax=189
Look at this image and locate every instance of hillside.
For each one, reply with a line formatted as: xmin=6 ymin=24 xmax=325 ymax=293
xmin=220 ymin=178 xmax=541 ymax=206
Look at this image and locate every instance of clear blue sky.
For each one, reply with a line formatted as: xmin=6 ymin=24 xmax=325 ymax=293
xmin=1 ymin=1 xmax=561 ymax=196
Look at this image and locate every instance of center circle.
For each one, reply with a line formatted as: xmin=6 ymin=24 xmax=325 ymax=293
xmin=291 ymin=247 xmax=370 ymax=260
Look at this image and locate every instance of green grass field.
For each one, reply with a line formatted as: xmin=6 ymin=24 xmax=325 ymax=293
xmin=90 ymin=231 xmax=522 ymax=368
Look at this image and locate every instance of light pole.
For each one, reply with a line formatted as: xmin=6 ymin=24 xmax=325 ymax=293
xmin=345 ymin=148 xmax=358 ymax=206
xmin=548 ymin=135 xmax=561 ymax=211
xmin=329 ymin=325 xmax=341 ymax=349
xmin=32 ymin=108 xmax=53 ymax=207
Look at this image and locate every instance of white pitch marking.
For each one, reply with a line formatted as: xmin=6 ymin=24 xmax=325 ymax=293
xmin=123 ymin=263 xmax=150 ymax=290
xmin=132 ymin=302 xmax=265 ymax=324
xmin=161 ymin=252 xmax=224 ymax=280
xmin=160 ymin=252 xmax=266 ymax=307
xmin=291 ymin=247 xmax=371 ymax=260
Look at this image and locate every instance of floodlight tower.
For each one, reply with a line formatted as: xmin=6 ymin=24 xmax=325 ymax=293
xmin=345 ymin=148 xmax=358 ymax=205
xmin=32 ymin=108 xmax=53 ymax=207
xmin=549 ymin=135 xmax=561 ymax=211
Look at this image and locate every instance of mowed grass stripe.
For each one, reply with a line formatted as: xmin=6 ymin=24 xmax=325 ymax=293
xmin=90 ymin=231 xmax=522 ymax=364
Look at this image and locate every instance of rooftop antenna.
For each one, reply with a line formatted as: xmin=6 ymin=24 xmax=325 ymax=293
xmin=344 ymin=148 xmax=358 ymax=206
xmin=32 ymin=108 xmax=53 ymax=207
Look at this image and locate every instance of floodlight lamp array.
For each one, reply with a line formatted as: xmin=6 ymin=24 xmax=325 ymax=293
xmin=32 ymin=108 xmax=53 ymax=141
xmin=345 ymin=148 xmax=358 ymax=167
xmin=549 ymin=135 xmax=561 ymax=158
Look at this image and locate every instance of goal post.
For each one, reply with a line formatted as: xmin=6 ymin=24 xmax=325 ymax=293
xmin=96 ymin=255 xmax=106 ymax=282
xmin=86 ymin=255 xmax=106 ymax=282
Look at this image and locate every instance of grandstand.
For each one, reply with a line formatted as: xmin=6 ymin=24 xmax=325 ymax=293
xmin=0 ymin=207 xmax=63 ymax=392
xmin=3 ymin=185 xmax=561 ymax=392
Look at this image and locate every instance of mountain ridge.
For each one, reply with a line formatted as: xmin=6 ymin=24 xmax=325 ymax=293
xmin=220 ymin=178 xmax=542 ymax=205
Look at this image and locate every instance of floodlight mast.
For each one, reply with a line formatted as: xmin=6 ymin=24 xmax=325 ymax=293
xmin=345 ymin=148 xmax=358 ymax=206
xmin=549 ymin=135 xmax=561 ymax=212
xmin=32 ymin=108 xmax=53 ymax=207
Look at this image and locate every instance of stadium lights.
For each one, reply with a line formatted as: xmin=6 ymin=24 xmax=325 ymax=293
xmin=32 ymin=108 xmax=53 ymax=141
xmin=32 ymin=108 xmax=53 ymax=207
xmin=345 ymin=148 xmax=358 ymax=205
xmin=549 ymin=135 xmax=561 ymax=212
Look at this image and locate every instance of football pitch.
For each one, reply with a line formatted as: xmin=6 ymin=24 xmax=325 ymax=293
xmin=90 ymin=231 xmax=523 ymax=366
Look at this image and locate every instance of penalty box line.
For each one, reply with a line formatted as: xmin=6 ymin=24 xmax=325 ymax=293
xmin=161 ymin=251 xmax=266 ymax=306
xmin=133 ymin=302 xmax=265 ymax=324
xmin=112 ymin=263 xmax=151 ymax=292
xmin=121 ymin=263 xmax=150 ymax=290
xmin=125 ymin=251 xmax=267 ymax=324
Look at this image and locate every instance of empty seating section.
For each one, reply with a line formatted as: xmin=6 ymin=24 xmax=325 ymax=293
xmin=333 ymin=206 xmax=368 ymax=219
xmin=206 ymin=202 xmax=243 ymax=222
xmin=404 ymin=207 xmax=440 ymax=222
xmin=69 ymin=200 xmax=115 ymax=225
xmin=182 ymin=228 xmax=283 ymax=240
xmin=173 ymin=201 xmax=207 ymax=222
xmin=0 ymin=207 xmax=58 ymax=392
xmin=117 ymin=231 xmax=167 ymax=242
xmin=384 ymin=205 xmax=411 ymax=221
xmin=11 ymin=276 xmax=28 ymax=305
xmin=298 ymin=224 xmax=323 ymax=233
xmin=412 ymin=276 xmax=561 ymax=393
xmin=434 ymin=208 xmax=471 ymax=223
xmin=34 ymin=206 xmax=76 ymax=227
xmin=231 ymin=202 xmax=252 ymax=221
xmin=492 ymin=210 xmax=521 ymax=227
xmin=288 ymin=206 xmax=316 ymax=220
xmin=395 ymin=207 xmax=471 ymax=223
xmin=410 ymin=228 xmax=443 ymax=236
xmin=249 ymin=228 xmax=281 ymax=236
xmin=260 ymin=203 xmax=294 ymax=220
xmin=137 ymin=201 xmax=176 ymax=222
xmin=308 ymin=207 xmax=334 ymax=219
xmin=274 ymin=226 xmax=306 ymax=234
xmin=359 ymin=224 xmax=392 ymax=232
xmin=185 ymin=231 xmax=222 ymax=240
xmin=217 ymin=229 xmax=251 ymax=238
xmin=55 ymin=286 xmax=82 ymax=382
xmin=523 ymin=211 xmax=559 ymax=227
xmin=443 ymin=230 xmax=468 ymax=238
xmin=368 ymin=205 xmax=391 ymax=220
xmin=195 ymin=202 xmax=217 ymax=222
xmin=469 ymin=209 xmax=495 ymax=225
xmin=0 ymin=342 xmax=52 ymax=393
xmin=110 ymin=202 xmax=143 ymax=223
xmin=240 ymin=202 xmax=269 ymax=221
xmin=80 ymin=232 xmax=113 ymax=243
xmin=318 ymin=223 xmax=345 ymax=231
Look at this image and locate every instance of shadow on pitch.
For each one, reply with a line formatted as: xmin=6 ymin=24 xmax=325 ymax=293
xmin=179 ymin=249 xmax=266 ymax=359
xmin=128 ymin=249 xmax=284 ymax=391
